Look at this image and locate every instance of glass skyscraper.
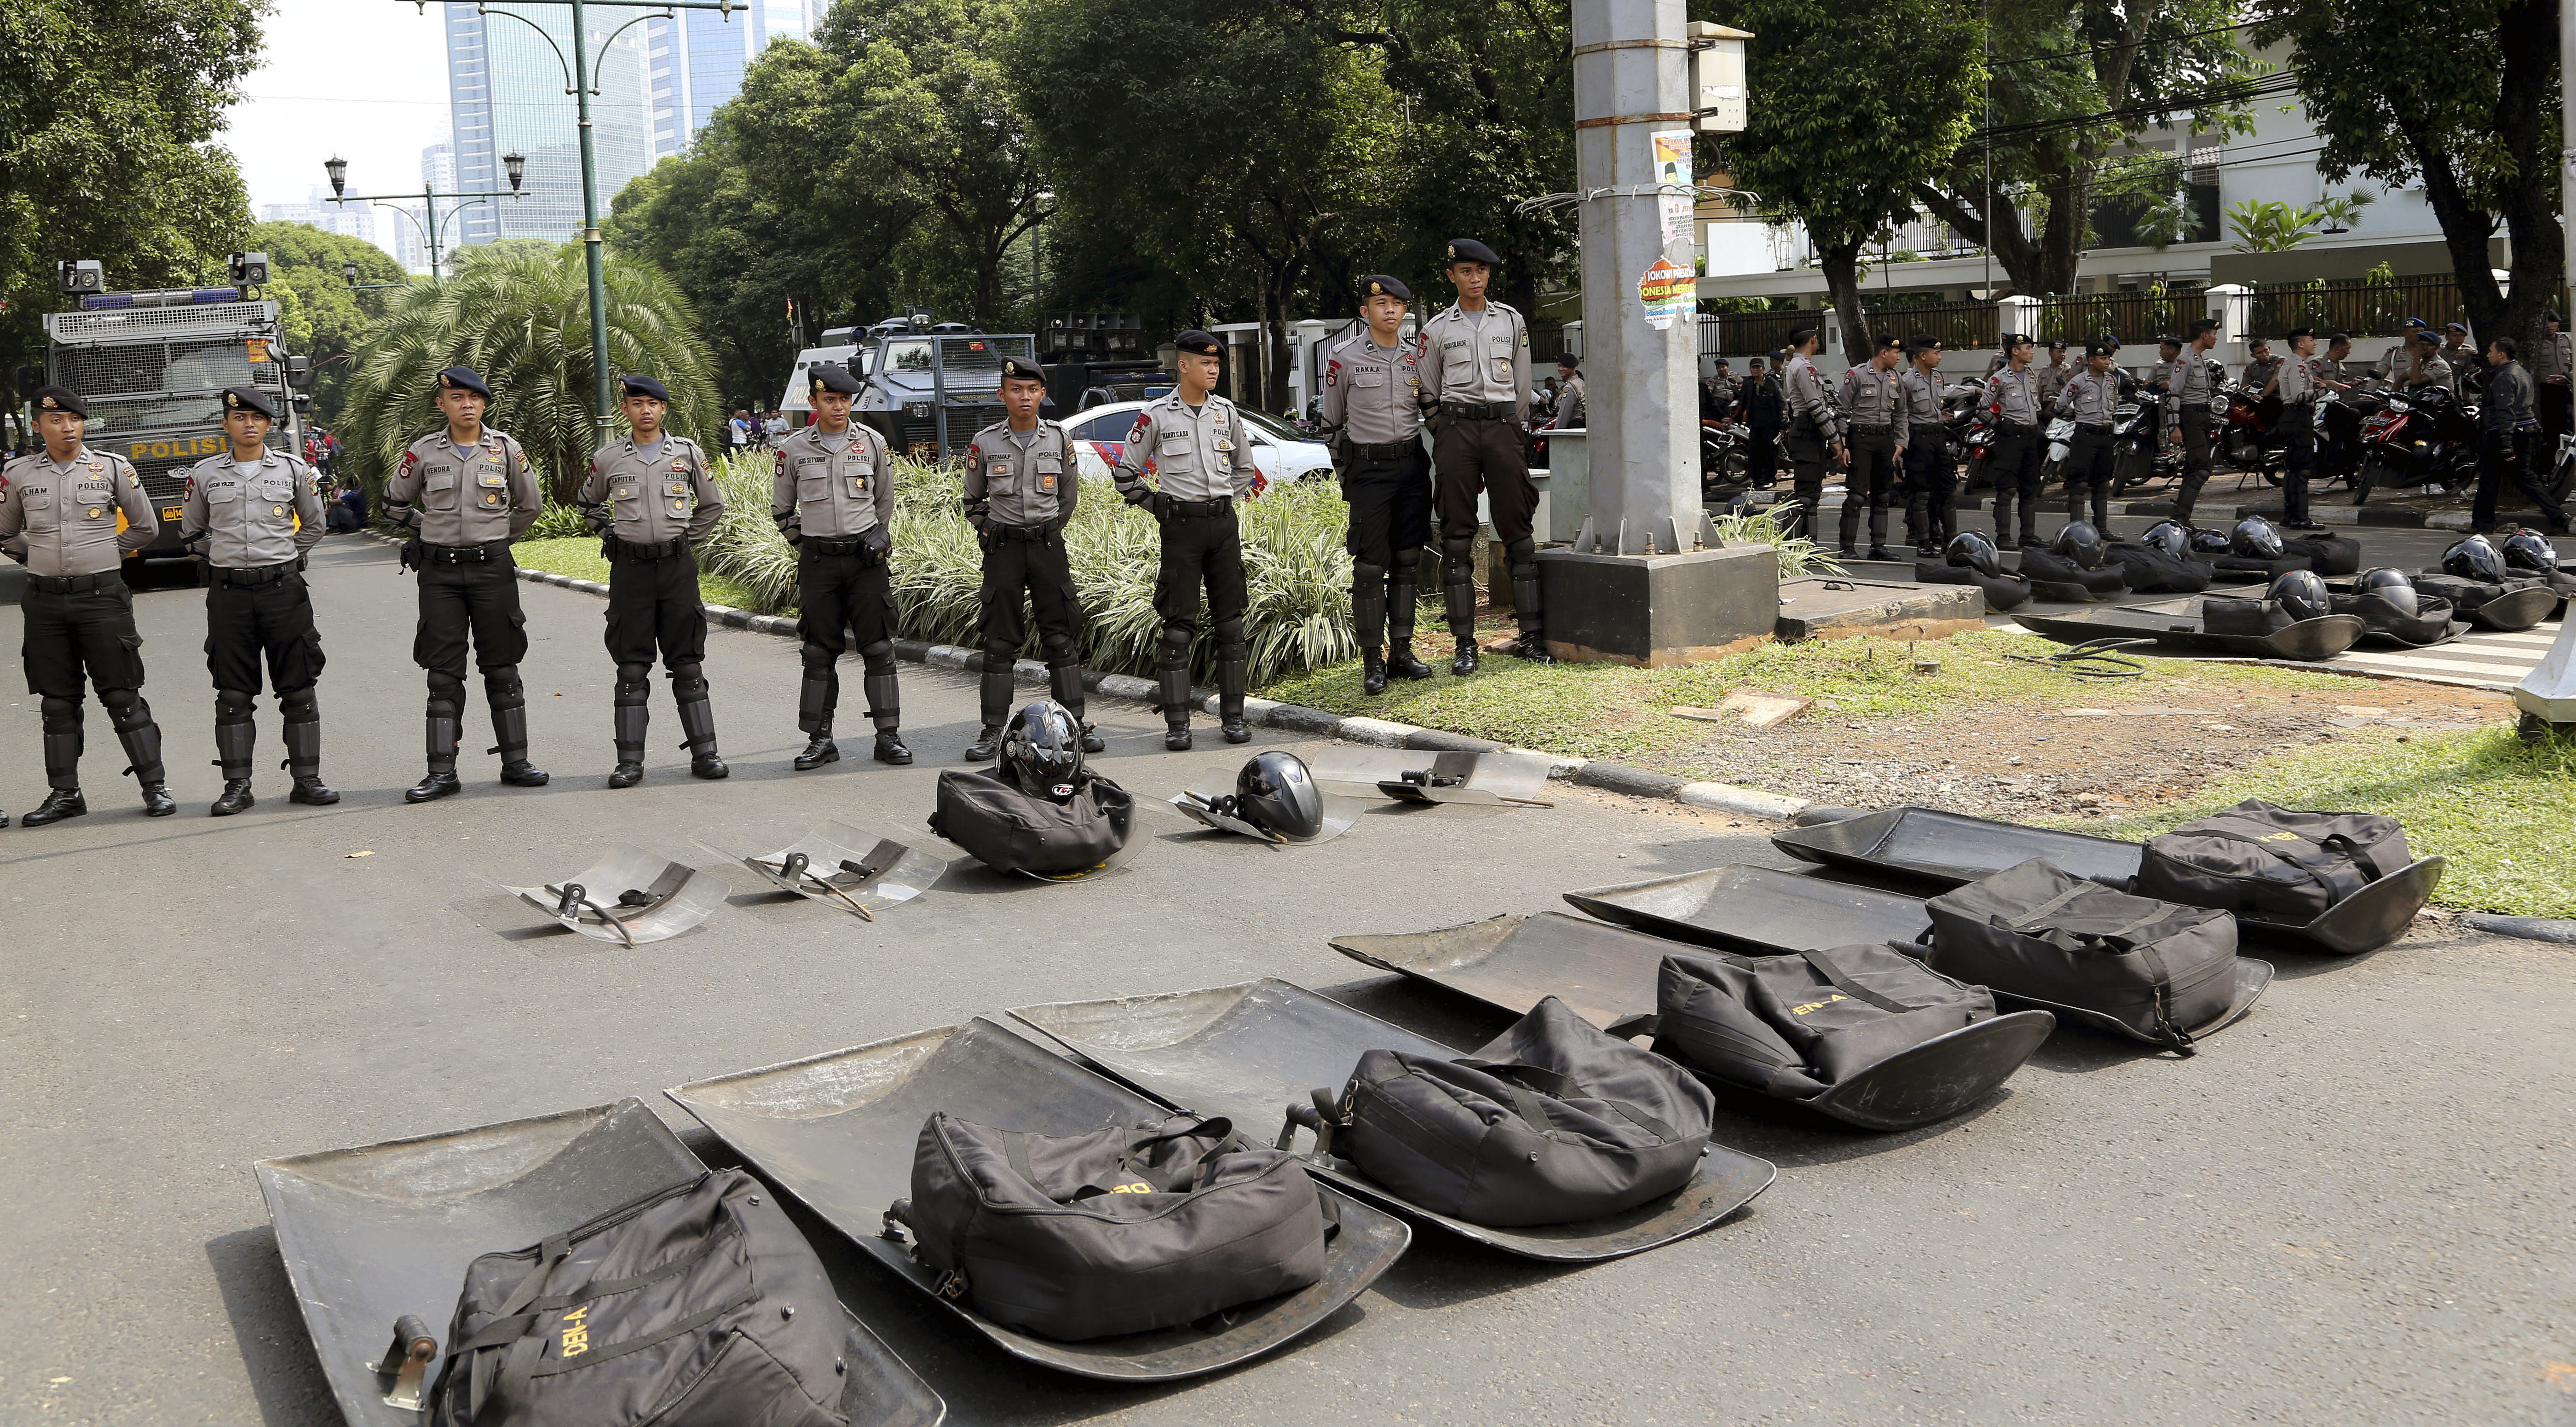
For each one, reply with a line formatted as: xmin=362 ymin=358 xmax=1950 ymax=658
xmin=646 ymin=1 xmax=821 ymax=159
xmin=444 ymin=3 xmax=656 ymax=247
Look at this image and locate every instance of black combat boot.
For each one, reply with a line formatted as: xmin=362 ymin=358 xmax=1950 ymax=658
xmin=864 ymin=671 xmax=909 ymax=765
xmin=1219 ymin=657 xmax=1251 ymax=744
xmin=795 ymin=726 xmax=840 ymax=770
xmin=968 ymin=664 xmax=1013 ymax=763
xmin=1049 ymin=663 xmax=1104 ymax=754
xmin=407 ymin=693 xmax=463 ymax=803
xmin=1362 ymin=651 xmax=1389 ymax=695
xmin=1158 ymin=664 xmax=1193 ymax=751
xmin=281 ymin=691 xmax=337 ymax=805
xmin=211 ymin=696 xmax=257 ymax=816
xmin=608 ymin=702 xmax=647 ymax=789
xmin=23 ymin=788 xmax=86 ymax=826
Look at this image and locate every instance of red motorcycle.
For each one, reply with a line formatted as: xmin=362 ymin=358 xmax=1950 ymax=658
xmin=2220 ymin=381 xmax=2291 ymax=476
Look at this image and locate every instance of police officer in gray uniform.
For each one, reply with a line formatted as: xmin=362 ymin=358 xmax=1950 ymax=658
xmin=1983 ymin=334 xmax=2046 ymax=549
xmin=577 ymin=374 xmax=726 ymax=788
xmin=0 ymin=386 xmax=173 ymax=824
xmin=385 ymin=366 xmax=549 ymax=802
xmin=1778 ymin=326 xmax=1840 ymax=544
xmin=1898 ymin=336 xmax=1953 ymax=555
xmin=2167 ymin=318 xmax=2223 ymax=524
xmin=961 ymin=356 xmax=1102 ymax=760
xmin=1418 ymin=238 xmax=1548 ymax=671
xmin=1112 ymin=331 xmax=1261 ymax=749
xmin=2262 ymin=328 xmax=2322 ymax=528
xmin=2053 ymin=339 xmax=2123 ymax=532
xmin=179 ymin=386 xmax=331 ymax=816
xmin=1319 ymin=274 xmax=1435 ymax=694
xmin=1837 ymin=335 xmax=1908 ymax=559
xmin=774 ymin=363 xmax=907 ymax=768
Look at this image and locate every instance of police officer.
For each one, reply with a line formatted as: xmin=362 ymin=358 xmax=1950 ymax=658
xmin=1984 ymin=333 xmax=2046 ymax=549
xmin=2053 ymin=340 xmax=2122 ymax=532
xmin=1779 ymin=326 xmax=1840 ymax=544
xmin=1840 ymin=335 xmax=1909 ymax=559
xmin=774 ymin=363 xmax=907 ymax=768
xmin=961 ymin=356 xmax=1103 ymax=760
xmin=385 ymin=366 xmax=549 ymax=803
xmin=179 ymin=387 xmax=332 ymax=816
xmin=2535 ymin=311 xmax=2571 ymax=453
xmin=1898 ymin=336 xmax=1953 ymax=555
xmin=0 ymin=386 xmax=173 ymax=824
xmin=1418 ymin=238 xmax=1548 ymax=672
xmin=2169 ymin=318 xmax=2223 ymax=525
xmin=2036 ymin=339 xmax=2075 ymax=404
xmin=1739 ymin=356 xmax=1782 ymax=488
xmin=1319 ymin=275 xmax=1435 ymax=695
xmin=2472 ymin=338 xmax=2570 ymax=535
xmin=1112 ymin=331 xmax=1260 ymax=749
xmin=2263 ymin=328 xmax=2321 ymax=529
xmin=577 ymin=374 xmax=726 ymax=788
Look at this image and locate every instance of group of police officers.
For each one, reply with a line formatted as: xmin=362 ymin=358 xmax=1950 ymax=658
xmin=0 ymin=238 xmax=1550 ymax=823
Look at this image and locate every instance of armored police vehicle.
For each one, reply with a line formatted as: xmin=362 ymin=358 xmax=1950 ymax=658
xmin=777 ymin=314 xmax=1035 ymax=462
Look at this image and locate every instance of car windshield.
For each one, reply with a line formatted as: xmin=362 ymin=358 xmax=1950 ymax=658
xmin=1069 ymin=411 xmax=1135 ymax=442
xmin=882 ymin=339 xmax=932 ymax=374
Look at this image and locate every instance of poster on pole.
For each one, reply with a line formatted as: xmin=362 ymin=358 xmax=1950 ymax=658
xmin=1637 ymin=258 xmax=1693 ymax=331
xmin=1651 ymin=128 xmax=1694 ymax=247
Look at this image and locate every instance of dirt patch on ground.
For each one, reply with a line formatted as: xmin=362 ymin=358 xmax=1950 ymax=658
xmin=1629 ymin=674 xmax=2516 ymax=820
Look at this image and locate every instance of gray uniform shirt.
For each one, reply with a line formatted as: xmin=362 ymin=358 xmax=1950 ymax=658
xmin=2271 ymin=354 xmax=2317 ymax=406
xmin=1897 ymin=366 xmax=1946 ymax=433
xmin=963 ymin=418 xmax=1078 ymax=528
xmin=2535 ymin=333 xmax=2572 ymax=382
xmin=578 ymin=434 xmax=723 ymax=546
xmin=2036 ymin=360 xmax=2075 ymax=404
xmin=771 ymin=422 xmax=894 ymax=540
xmin=1111 ymin=393 xmax=1258 ymax=503
xmin=1838 ymin=363 xmax=1908 ymax=445
xmin=0 ymin=446 xmax=158 ymax=577
xmin=180 ymin=448 xmax=324 ymax=568
xmin=1418 ymin=301 xmax=1530 ymax=419
xmin=1987 ymin=366 xmax=2044 ymax=427
xmin=2173 ymin=350 xmax=2222 ymax=409
xmin=1784 ymin=355 xmax=1840 ymax=443
xmin=1318 ymin=330 xmax=1423 ymax=445
xmin=385 ymin=428 xmax=541 ymax=545
xmin=2400 ymin=352 xmax=2456 ymax=393
xmin=2054 ymin=369 xmax=2121 ymax=424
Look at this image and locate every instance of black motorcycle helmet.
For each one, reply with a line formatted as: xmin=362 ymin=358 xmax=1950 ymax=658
xmin=1001 ymin=699 xmax=1085 ymax=802
xmin=2268 ymin=568 xmax=2331 ymax=623
xmin=2052 ymin=520 xmax=2107 ymax=570
xmin=2188 ymin=527 xmax=2232 ymax=556
xmin=2501 ymin=530 xmax=2562 ymax=574
xmin=2140 ymin=520 xmax=2192 ymax=559
xmin=1945 ymin=530 xmax=2002 ymax=578
xmin=2354 ymin=566 xmax=2420 ymax=618
xmin=2231 ymin=515 xmax=2285 ymax=559
xmin=2442 ymin=534 xmax=2506 ymax=584
xmin=1233 ymin=750 xmax=1324 ymax=841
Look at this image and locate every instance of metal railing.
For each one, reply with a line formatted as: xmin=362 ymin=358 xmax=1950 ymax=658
xmin=2029 ymin=289 xmax=2208 ymax=345
xmin=1700 ymin=306 xmax=1825 ymax=355
xmin=2244 ymin=274 xmax=2467 ymax=338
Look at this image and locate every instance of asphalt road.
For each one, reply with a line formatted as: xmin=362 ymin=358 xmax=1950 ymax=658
xmin=3 ymin=535 xmax=2571 ymax=1426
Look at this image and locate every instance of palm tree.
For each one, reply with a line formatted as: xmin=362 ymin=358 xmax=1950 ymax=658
xmin=338 ymin=243 xmax=720 ymax=504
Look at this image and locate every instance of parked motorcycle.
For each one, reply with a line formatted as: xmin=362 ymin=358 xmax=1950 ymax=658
xmin=1700 ymin=418 xmax=1750 ymax=494
xmin=2040 ymin=415 xmax=2075 ymax=488
xmin=2108 ymin=390 xmax=2166 ymax=496
xmin=2352 ymin=384 xmax=2480 ymax=502
xmin=2221 ymin=381 xmax=2292 ymax=476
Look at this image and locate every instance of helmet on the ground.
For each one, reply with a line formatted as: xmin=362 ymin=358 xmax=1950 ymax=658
xmin=2501 ymin=530 xmax=2562 ymax=574
xmin=2268 ymin=568 xmax=2331 ymax=623
xmin=2231 ymin=515 xmax=2284 ymax=559
xmin=2442 ymin=534 xmax=2506 ymax=584
xmin=2354 ymin=566 xmax=2419 ymax=618
xmin=1001 ymin=699 xmax=1085 ymax=802
xmin=1945 ymin=530 xmax=2002 ymax=578
xmin=2188 ymin=526 xmax=2232 ymax=556
xmin=1233 ymin=751 xmax=1324 ymax=840
xmin=2139 ymin=520 xmax=2192 ymax=559
xmin=2052 ymin=520 xmax=2107 ymax=569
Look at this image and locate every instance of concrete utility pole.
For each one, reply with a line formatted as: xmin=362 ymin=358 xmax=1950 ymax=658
xmin=2563 ymin=0 xmax=2573 ymax=320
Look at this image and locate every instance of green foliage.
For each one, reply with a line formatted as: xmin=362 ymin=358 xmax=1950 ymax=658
xmin=335 ymin=244 xmax=719 ymax=503
xmin=242 ymin=220 xmax=411 ymax=424
xmin=0 ymin=0 xmax=265 ymax=369
xmin=1710 ymin=507 xmax=1846 ymax=579
xmin=510 ymin=535 xmax=766 ymax=612
xmin=2222 ymin=196 xmax=2369 ymax=254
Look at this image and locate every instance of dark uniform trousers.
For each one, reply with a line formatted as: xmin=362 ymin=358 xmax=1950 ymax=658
xmin=23 ymin=578 xmax=160 ymax=791
xmin=2063 ymin=426 xmax=2116 ymax=530
xmin=1746 ymin=425 xmax=1779 ymax=489
xmin=2278 ymin=406 xmax=2315 ymax=524
xmin=796 ymin=546 xmax=898 ymax=734
xmin=2174 ymin=407 xmax=2215 ymax=524
xmin=415 ymin=548 xmax=533 ymax=767
xmin=1434 ymin=411 xmax=1542 ymax=638
xmin=977 ymin=526 xmax=1086 ymax=726
xmin=1155 ymin=504 xmax=1249 ymax=653
xmin=606 ymin=546 xmax=709 ymax=669
xmin=1988 ymin=424 xmax=2044 ymax=547
xmin=1838 ymin=426 xmax=1898 ymax=552
xmin=2476 ymin=430 xmax=2573 ymax=533
xmin=207 ymin=571 xmax=324 ymax=694
xmin=1904 ymin=441 xmax=1954 ymax=552
xmin=1342 ymin=442 xmax=1432 ymax=650
xmin=1781 ymin=419 xmax=1829 ymax=543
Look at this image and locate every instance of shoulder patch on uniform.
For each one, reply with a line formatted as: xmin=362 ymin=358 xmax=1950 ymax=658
xmin=1126 ymin=414 xmax=1151 ymax=443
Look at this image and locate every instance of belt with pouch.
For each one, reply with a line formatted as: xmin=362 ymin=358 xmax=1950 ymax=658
xmin=1441 ymin=400 xmax=1514 ymax=422
xmin=802 ymin=534 xmax=876 ymax=557
xmin=1997 ymin=421 xmax=2037 ymax=436
xmin=606 ymin=533 xmax=686 ymax=560
xmin=421 ymin=541 xmax=507 ymax=565
xmin=215 ymin=560 xmax=299 ymax=587
xmin=1166 ymin=496 xmax=1232 ymax=519
xmin=1350 ymin=438 xmax=1421 ymax=459
xmin=28 ymin=571 xmax=124 ymax=595
xmin=990 ymin=521 xmax=1058 ymax=543
xmin=2075 ymin=422 xmax=2113 ymax=435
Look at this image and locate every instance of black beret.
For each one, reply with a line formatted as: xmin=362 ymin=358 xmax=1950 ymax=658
xmin=221 ymin=387 xmax=279 ymax=421
xmin=1174 ymin=330 xmax=1222 ymax=357
xmin=1445 ymin=237 xmax=1501 ymax=266
xmin=33 ymin=385 xmax=88 ymax=417
xmin=618 ymin=374 xmax=669 ymax=403
xmin=998 ymin=356 xmax=1045 ymax=384
xmin=2156 ymin=334 xmax=2182 ymax=347
xmin=2004 ymin=332 xmax=2033 ymax=347
xmin=807 ymin=363 xmax=862 ymax=395
xmin=1359 ymin=274 xmax=1412 ymax=302
xmin=1875 ymin=334 xmax=1904 ymax=352
xmin=436 ymin=366 xmax=491 ymax=399
xmin=2086 ymin=338 xmax=2118 ymax=357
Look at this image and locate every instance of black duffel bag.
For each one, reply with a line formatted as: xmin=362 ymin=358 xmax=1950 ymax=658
xmin=1314 ymin=996 xmax=1712 ymax=1227
xmin=431 ymin=1168 xmax=847 ymax=1427
xmin=929 ymin=768 xmax=1132 ymax=875
xmin=2201 ymin=595 xmax=2297 ymax=636
xmin=1925 ymin=859 xmax=2238 ymax=1051
xmin=2104 ymin=544 xmax=2213 ymax=594
xmin=1654 ymin=943 xmax=1997 ymax=1099
xmin=900 ymin=1112 xmax=1325 ymax=1341
xmin=2132 ymin=798 xmax=2411 ymax=924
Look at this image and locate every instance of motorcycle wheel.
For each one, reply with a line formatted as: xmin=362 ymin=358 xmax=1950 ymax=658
xmin=2552 ymin=454 xmax=2576 ymax=504
xmin=2351 ymin=457 xmax=2380 ymax=506
xmin=1724 ymin=448 xmax=1748 ymax=480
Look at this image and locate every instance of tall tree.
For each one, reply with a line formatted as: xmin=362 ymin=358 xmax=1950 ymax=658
xmin=0 ymin=0 xmax=266 ymax=372
xmin=2251 ymin=0 xmax=2560 ymax=352
xmin=243 ymin=220 xmax=409 ymax=424
xmin=1711 ymin=0 xmax=1983 ymax=357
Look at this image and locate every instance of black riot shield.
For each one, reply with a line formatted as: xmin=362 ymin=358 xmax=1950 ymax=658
xmin=1563 ymin=864 xmax=1936 ymax=955
xmin=2012 ymin=597 xmax=2366 ymax=661
xmin=252 ymin=1098 xmax=946 ymax=1427
xmin=1008 ymin=978 xmax=1773 ymax=1258
xmin=1167 ymin=789 xmax=1357 ymax=845
xmin=501 ymin=846 xmax=726 ymax=946
xmin=666 ymin=1018 xmax=1408 ymax=1382
xmin=1306 ymin=748 xmax=1556 ymax=806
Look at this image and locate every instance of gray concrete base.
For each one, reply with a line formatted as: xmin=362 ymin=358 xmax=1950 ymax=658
xmin=1535 ymin=543 xmax=1781 ymax=666
xmin=1775 ymin=576 xmax=1985 ymax=642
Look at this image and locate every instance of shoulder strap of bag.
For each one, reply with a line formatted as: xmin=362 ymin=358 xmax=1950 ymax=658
xmin=1797 ymin=947 xmax=1920 ymax=1014
xmin=2192 ymin=816 xmax=2377 ymax=894
xmin=2000 ymin=879 xmax=2099 ymax=931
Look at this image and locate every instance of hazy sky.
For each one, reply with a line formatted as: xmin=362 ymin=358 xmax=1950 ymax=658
xmin=225 ymin=0 xmax=454 ymax=215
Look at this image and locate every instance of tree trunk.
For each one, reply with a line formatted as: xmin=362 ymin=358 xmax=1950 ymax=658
xmin=1913 ymin=182 xmax=2045 ymax=294
xmin=1820 ymin=242 xmax=1871 ymax=367
xmin=2488 ymin=0 xmax=2560 ymax=357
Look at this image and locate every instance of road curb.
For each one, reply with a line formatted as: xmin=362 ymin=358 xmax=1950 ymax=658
xmin=2461 ymin=913 xmax=2576 ymax=946
xmin=438 ymin=533 xmax=1804 ymax=819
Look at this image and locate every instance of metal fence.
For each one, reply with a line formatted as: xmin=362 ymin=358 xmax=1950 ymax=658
xmin=1861 ymin=300 xmax=1997 ymax=351
xmin=1698 ymin=306 xmax=1825 ymax=355
xmin=2244 ymin=274 xmax=2467 ymax=338
xmin=2028 ymin=289 xmax=2208 ymax=345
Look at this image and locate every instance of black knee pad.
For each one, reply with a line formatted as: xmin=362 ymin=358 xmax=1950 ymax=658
xmin=668 ymin=661 xmax=708 ymax=699
xmin=99 ymin=688 xmax=147 ymax=728
xmin=800 ymin=644 xmax=837 ymax=673
xmin=1391 ymin=548 xmax=1422 ymax=580
xmin=216 ymin=689 xmax=257 ymax=722
xmin=1214 ymin=618 xmax=1246 ymax=659
xmin=483 ymin=667 xmax=526 ymax=708
xmin=1352 ymin=560 xmax=1385 ymax=593
xmin=1504 ymin=538 xmax=1538 ymax=579
xmin=616 ymin=660 xmax=653 ymax=686
xmin=279 ymin=687 xmax=319 ymax=722
xmin=426 ymin=670 xmax=468 ymax=704
xmin=1441 ymin=536 xmax=1475 ymax=582
xmin=982 ymin=638 xmax=1018 ymax=665
xmin=858 ymin=640 xmax=895 ymax=675
xmin=1040 ymin=632 xmax=1079 ymax=666
xmin=39 ymin=695 xmax=81 ymax=734
xmin=1158 ymin=623 xmax=1196 ymax=668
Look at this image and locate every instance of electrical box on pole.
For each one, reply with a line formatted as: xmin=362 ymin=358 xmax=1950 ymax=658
xmin=1687 ymin=23 xmax=1751 ymax=134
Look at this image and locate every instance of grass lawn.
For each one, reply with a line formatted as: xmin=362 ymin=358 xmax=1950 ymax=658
xmin=512 ymin=537 xmax=778 ymax=615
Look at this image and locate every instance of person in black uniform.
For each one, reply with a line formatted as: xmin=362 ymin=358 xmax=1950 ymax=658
xmin=960 ymin=356 xmax=1104 ymax=760
xmin=0 ymin=386 xmax=173 ymax=824
xmin=383 ymin=366 xmax=550 ymax=802
xmin=576 ymin=375 xmax=727 ymax=787
xmin=1739 ymin=356 xmax=1782 ymax=489
xmin=178 ymin=387 xmax=333 ymax=815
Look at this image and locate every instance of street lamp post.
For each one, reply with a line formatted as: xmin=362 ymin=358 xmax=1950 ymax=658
xmin=324 ymin=153 xmax=527 ymax=281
